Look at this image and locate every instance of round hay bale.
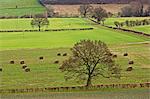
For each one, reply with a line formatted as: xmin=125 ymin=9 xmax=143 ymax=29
xmin=123 ymin=53 xmax=128 ymax=56
xmin=0 ymin=68 xmax=2 ymax=72
xmin=20 ymin=60 xmax=25 ymax=64
xmin=63 ymin=53 xmax=67 ymax=56
xmin=126 ymin=67 xmax=133 ymax=71
xmin=113 ymin=54 xmax=117 ymax=58
xmin=54 ymin=60 xmax=59 ymax=64
xmin=57 ymin=53 xmax=61 ymax=56
xmin=25 ymin=68 xmax=30 ymax=72
xmin=109 ymin=53 xmax=113 ymax=56
xmin=39 ymin=56 xmax=44 ymax=60
xmin=129 ymin=61 xmax=134 ymax=65
xmin=10 ymin=60 xmax=15 ymax=64
xmin=22 ymin=64 xmax=27 ymax=69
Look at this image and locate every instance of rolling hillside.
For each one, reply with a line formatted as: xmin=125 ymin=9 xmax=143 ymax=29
xmin=0 ymin=0 xmax=45 ymax=16
xmin=41 ymin=0 xmax=150 ymax=4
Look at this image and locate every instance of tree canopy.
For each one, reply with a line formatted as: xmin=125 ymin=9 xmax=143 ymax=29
xmin=59 ymin=40 xmax=121 ymax=87
xmin=31 ymin=18 xmax=49 ymax=31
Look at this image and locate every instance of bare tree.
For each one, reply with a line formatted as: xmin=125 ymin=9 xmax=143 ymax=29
xmin=59 ymin=40 xmax=121 ymax=87
xmin=130 ymin=1 xmax=144 ymax=17
xmin=121 ymin=6 xmax=133 ymax=17
xmin=31 ymin=18 xmax=49 ymax=31
xmin=46 ymin=6 xmax=55 ymax=17
xmin=121 ymin=1 xmax=144 ymax=17
xmin=144 ymin=6 xmax=150 ymax=16
xmin=92 ymin=7 xmax=108 ymax=24
xmin=78 ymin=4 xmax=93 ymax=17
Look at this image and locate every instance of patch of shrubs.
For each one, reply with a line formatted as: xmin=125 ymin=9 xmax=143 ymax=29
xmin=114 ymin=19 xmax=150 ymax=28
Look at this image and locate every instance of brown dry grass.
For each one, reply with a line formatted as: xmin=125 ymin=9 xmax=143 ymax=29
xmin=46 ymin=4 xmax=149 ymax=16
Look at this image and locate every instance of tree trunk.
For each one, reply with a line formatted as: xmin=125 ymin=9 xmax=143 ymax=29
xmin=86 ymin=74 xmax=92 ymax=87
xmin=38 ymin=25 xmax=41 ymax=31
xmin=83 ymin=13 xmax=86 ymax=18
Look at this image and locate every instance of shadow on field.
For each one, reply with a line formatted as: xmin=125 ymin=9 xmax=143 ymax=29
xmin=1 ymin=89 xmax=150 ymax=99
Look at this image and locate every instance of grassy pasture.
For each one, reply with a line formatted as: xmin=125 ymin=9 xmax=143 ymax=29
xmin=0 ymin=18 xmax=148 ymax=50
xmin=1 ymin=88 xmax=150 ymax=99
xmin=0 ymin=0 xmax=45 ymax=16
xmin=0 ymin=18 xmax=150 ymax=90
xmin=0 ymin=44 xmax=150 ymax=89
xmin=0 ymin=18 xmax=93 ymax=30
xmin=105 ymin=17 xmax=150 ymax=34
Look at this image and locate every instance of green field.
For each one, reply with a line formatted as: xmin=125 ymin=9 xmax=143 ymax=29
xmin=0 ymin=18 xmax=150 ymax=90
xmin=105 ymin=17 xmax=150 ymax=34
xmin=0 ymin=18 xmax=93 ymax=30
xmin=1 ymin=88 xmax=150 ymax=99
xmin=0 ymin=0 xmax=45 ymax=16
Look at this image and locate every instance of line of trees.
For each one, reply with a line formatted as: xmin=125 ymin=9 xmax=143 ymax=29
xmin=78 ymin=4 xmax=109 ymax=25
xmin=114 ymin=19 xmax=150 ymax=28
xmin=120 ymin=1 xmax=150 ymax=17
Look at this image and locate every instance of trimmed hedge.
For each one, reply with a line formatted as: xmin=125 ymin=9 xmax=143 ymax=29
xmin=0 ymin=82 xmax=149 ymax=93
xmin=0 ymin=28 xmax=94 ymax=33
xmin=104 ymin=26 xmax=150 ymax=37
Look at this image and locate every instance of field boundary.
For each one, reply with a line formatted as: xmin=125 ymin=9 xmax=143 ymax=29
xmin=0 ymin=82 xmax=149 ymax=93
xmin=0 ymin=28 xmax=94 ymax=33
xmin=104 ymin=26 xmax=150 ymax=36
xmin=88 ymin=18 xmax=150 ymax=37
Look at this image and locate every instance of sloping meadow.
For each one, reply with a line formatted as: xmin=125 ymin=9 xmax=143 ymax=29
xmin=0 ymin=18 xmax=150 ymax=90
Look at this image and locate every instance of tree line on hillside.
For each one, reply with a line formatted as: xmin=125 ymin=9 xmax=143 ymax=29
xmin=40 ymin=0 xmax=150 ymax=5
xmin=120 ymin=1 xmax=150 ymax=17
xmin=1 ymin=0 xmax=150 ymax=19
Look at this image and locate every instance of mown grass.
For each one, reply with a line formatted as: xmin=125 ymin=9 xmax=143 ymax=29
xmin=0 ymin=18 xmax=149 ymax=90
xmin=0 ymin=18 xmax=149 ymax=50
xmin=0 ymin=44 xmax=150 ymax=89
xmin=129 ymin=25 xmax=150 ymax=34
xmin=0 ymin=18 xmax=93 ymax=30
xmin=0 ymin=0 xmax=45 ymax=16
xmin=105 ymin=17 xmax=150 ymax=34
